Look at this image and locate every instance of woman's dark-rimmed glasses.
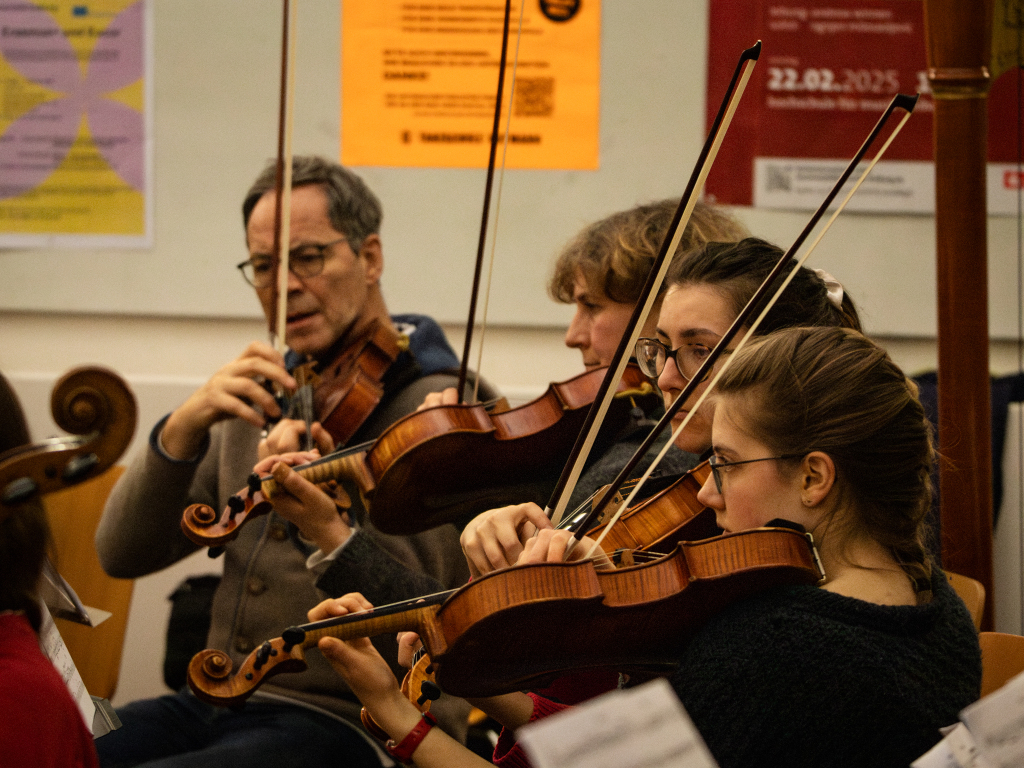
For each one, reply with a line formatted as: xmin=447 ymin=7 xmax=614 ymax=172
xmin=635 ymin=337 xmax=731 ymax=382
xmin=708 ymin=454 xmax=805 ymax=494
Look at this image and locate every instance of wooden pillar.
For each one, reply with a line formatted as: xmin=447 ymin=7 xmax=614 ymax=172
xmin=922 ymin=0 xmax=995 ymax=627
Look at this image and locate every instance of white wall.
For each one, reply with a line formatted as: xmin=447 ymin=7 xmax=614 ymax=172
xmin=996 ymin=404 xmax=1024 ymax=636
xmin=2 ymin=0 xmax=1021 ymax=338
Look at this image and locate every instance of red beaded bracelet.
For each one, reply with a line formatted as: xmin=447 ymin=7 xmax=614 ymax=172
xmin=385 ymin=711 xmax=437 ymax=764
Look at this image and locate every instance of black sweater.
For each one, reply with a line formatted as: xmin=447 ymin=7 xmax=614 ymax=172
xmin=670 ymin=570 xmax=982 ymax=768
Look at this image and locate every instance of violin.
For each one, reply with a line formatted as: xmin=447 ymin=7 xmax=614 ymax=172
xmin=181 ymin=362 xmax=659 ymax=547
xmin=562 ymin=460 xmax=717 ymax=559
xmin=282 ymin=319 xmax=408 ymax=449
xmin=1 ymin=367 xmax=136 ymax=514
xmin=187 ymin=522 xmax=823 ymax=705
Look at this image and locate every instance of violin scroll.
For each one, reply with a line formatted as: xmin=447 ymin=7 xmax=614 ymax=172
xmin=188 ymin=625 xmax=312 ymax=707
xmin=181 ymin=451 xmax=369 ymax=549
xmin=181 ymin=473 xmax=271 ymax=548
xmin=1 ymin=366 xmax=136 ymax=513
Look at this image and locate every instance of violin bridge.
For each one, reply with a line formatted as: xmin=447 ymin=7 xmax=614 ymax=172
xmin=616 ymin=549 xmax=637 ymax=567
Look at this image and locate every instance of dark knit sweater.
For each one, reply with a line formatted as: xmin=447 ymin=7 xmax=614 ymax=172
xmin=670 ymin=569 xmax=981 ymax=768
xmin=494 ymin=570 xmax=980 ymax=768
xmin=564 ymin=405 xmax=701 ymax=513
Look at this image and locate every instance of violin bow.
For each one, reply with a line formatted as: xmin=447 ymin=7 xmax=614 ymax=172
xmin=468 ymin=2 xmax=526 ymax=404
xmin=581 ymin=93 xmax=920 ymax=557
xmin=271 ymin=0 xmax=296 ymax=356
xmin=456 ymin=0 xmax=514 ymax=402
xmin=545 ymin=41 xmax=763 ymax=526
xmin=268 ymin=0 xmax=316 ymax=449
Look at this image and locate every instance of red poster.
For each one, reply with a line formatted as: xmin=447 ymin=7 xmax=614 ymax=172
xmin=706 ymin=0 xmax=1021 ymax=214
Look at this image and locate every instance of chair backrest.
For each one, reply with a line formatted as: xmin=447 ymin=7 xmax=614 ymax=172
xmin=978 ymin=631 xmax=1024 ymax=698
xmin=946 ymin=570 xmax=985 ymax=630
xmin=44 ymin=465 xmax=132 ymax=701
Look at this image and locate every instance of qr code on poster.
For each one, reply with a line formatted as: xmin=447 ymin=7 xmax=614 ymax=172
xmin=514 ymin=78 xmax=554 ymax=117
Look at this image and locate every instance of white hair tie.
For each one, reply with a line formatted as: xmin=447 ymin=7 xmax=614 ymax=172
xmin=813 ymin=269 xmax=844 ymax=309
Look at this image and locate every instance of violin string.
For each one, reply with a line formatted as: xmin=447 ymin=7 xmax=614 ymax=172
xmin=554 ymin=488 xmax=601 ymax=532
xmin=585 ymin=99 xmax=921 ymax=561
xmin=260 ymin=437 xmax=375 ymax=482
xmin=613 ymin=549 xmax=661 ymax=565
xmin=554 ymin=475 xmax=653 ymax=534
xmin=298 ymin=588 xmax=455 ymax=633
xmin=547 ymin=43 xmax=763 ymax=527
xmin=471 ymin=1 xmax=525 ymax=404
xmin=259 ymin=391 xmax=508 ymax=485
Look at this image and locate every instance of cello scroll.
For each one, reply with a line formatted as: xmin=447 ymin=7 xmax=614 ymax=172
xmin=1 ymin=366 xmax=136 ymax=514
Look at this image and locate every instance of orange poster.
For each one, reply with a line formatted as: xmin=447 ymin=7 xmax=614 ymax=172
xmin=341 ymin=1 xmax=600 ymax=169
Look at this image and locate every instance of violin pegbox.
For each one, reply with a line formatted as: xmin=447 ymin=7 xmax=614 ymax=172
xmin=180 ymin=473 xmax=274 ymax=548
xmin=187 ymin=626 xmax=310 ymax=708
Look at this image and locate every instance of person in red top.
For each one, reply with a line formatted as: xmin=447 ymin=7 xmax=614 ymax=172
xmin=0 ymin=372 xmax=99 ymax=768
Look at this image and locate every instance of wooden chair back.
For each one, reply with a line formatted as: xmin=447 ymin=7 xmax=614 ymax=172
xmin=44 ymin=466 xmax=132 ymax=701
xmin=979 ymin=631 xmax=1024 ymax=698
xmin=946 ymin=570 xmax=985 ymax=630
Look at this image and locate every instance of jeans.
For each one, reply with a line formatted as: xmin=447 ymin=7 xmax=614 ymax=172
xmin=95 ymin=689 xmax=385 ymax=768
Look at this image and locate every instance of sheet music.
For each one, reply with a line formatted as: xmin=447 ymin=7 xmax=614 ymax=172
xmin=37 ymin=601 xmax=97 ymax=735
xmin=517 ymin=678 xmax=719 ymax=768
xmin=37 ymin=557 xmax=110 ymax=626
xmin=912 ymin=723 xmax=994 ymax=768
xmin=959 ymin=670 xmax=1024 ymax=768
xmin=914 ymin=669 xmax=1024 ymax=768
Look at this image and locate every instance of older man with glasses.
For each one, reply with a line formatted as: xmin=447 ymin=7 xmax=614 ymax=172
xmin=94 ymin=156 xmax=482 ymax=768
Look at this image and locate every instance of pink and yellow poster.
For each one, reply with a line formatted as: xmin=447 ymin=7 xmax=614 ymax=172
xmin=0 ymin=0 xmax=150 ymax=245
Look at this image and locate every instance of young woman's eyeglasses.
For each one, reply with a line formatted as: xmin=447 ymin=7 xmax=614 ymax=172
xmin=237 ymin=237 xmax=349 ymax=289
xmin=708 ymin=454 xmax=805 ymax=494
xmin=635 ymin=337 xmax=731 ymax=381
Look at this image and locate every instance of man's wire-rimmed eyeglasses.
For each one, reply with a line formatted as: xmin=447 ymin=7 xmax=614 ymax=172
xmin=237 ymin=237 xmax=349 ymax=288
